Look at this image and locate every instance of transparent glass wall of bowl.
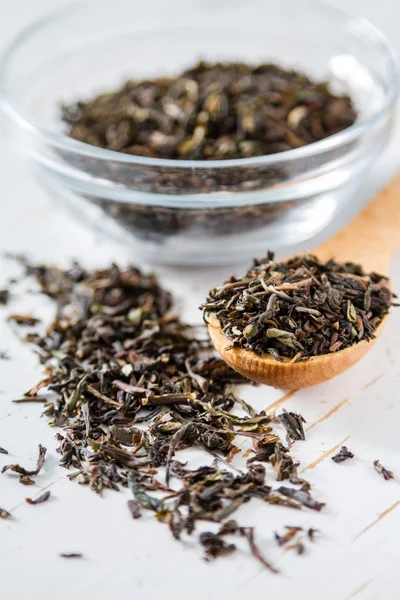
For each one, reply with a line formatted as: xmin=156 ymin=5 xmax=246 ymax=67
xmin=0 ymin=0 xmax=397 ymax=265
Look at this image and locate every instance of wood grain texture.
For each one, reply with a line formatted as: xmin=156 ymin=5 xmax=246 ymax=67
xmin=306 ymin=398 xmax=350 ymax=431
xmin=265 ymin=390 xmax=297 ymax=413
xmin=314 ymin=173 xmax=400 ymax=273
xmin=353 ymin=502 xmax=400 ymax=541
xmin=346 ymin=582 xmax=372 ymax=599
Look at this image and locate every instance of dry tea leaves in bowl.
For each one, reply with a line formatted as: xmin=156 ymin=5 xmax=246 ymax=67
xmin=62 ymin=61 xmax=357 ymax=160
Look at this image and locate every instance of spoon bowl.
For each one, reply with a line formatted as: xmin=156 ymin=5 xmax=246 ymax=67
xmin=208 ymin=313 xmax=386 ymax=389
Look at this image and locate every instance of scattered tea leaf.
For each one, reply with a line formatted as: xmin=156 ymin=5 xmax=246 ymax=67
xmin=12 ymin=397 xmax=47 ymax=404
xmin=215 ymin=521 xmax=278 ymax=572
xmin=127 ymin=472 xmax=165 ymax=512
xmin=286 ymin=540 xmax=305 ymax=555
xmin=278 ymin=410 xmax=306 ymax=443
xmin=244 ymin=527 xmax=279 ymax=573
xmin=373 ymin=460 xmax=394 ymax=481
xmin=166 ymin=422 xmax=199 ymax=485
xmin=7 ymin=313 xmax=40 ymax=326
xmin=276 ymin=525 xmax=318 ymax=555
xmin=331 ymin=446 xmax=354 ymax=463
xmin=26 ymin=490 xmax=51 ymax=505
xmin=269 ymin=442 xmax=299 ymax=481
xmin=0 ymin=507 xmax=11 ymax=519
xmin=19 ymin=475 xmax=35 ymax=486
xmin=24 ymin=378 xmax=54 ymax=398
xmin=200 ymin=531 xmax=237 ymax=561
xmin=277 ymin=486 xmax=325 ymax=511
xmin=0 ymin=289 xmax=9 ymax=305
xmin=307 ymin=527 xmax=318 ymax=541
xmin=60 ymin=553 xmax=83 ymax=559
xmin=0 ymin=290 xmax=10 ymax=306
xmin=275 ymin=525 xmax=303 ymax=546
xmin=127 ymin=499 xmax=142 ymax=519
xmin=2 ymin=444 xmax=47 ymax=478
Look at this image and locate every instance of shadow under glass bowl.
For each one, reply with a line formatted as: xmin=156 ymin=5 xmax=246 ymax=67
xmin=0 ymin=0 xmax=398 ymax=265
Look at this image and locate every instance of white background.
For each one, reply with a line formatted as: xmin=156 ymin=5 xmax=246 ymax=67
xmin=0 ymin=1 xmax=400 ymax=599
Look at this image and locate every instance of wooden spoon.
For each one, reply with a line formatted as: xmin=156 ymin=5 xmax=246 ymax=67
xmin=208 ymin=173 xmax=400 ymax=389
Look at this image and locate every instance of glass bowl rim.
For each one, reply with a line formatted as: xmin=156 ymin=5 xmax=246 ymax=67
xmin=0 ymin=0 xmax=398 ymax=170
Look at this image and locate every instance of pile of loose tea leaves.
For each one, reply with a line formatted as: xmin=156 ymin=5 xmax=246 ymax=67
xmin=203 ymin=252 xmax=392 ymax=360
xmin=12 ymin=260 xmax=324 ymax=567
xmin=62 ymin=61 xmax=356 ymax=160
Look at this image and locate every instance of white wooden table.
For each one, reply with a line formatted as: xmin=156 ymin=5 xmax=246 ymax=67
xmin=0 ymin=2 xmax=400 ymax=599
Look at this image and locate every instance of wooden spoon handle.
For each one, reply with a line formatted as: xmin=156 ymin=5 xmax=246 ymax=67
xmin=314 ymin=173 xmax=400 ymax=273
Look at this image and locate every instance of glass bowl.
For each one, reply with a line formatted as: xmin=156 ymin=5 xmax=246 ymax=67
xmin=0 ymin=0 xmax=397 ymax=265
